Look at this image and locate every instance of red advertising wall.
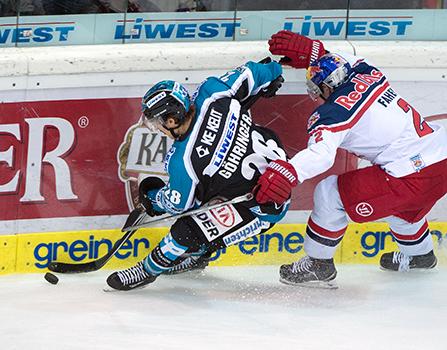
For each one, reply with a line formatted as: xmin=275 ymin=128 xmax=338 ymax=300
xmin=0 ymin=95 xmax=356 ymax=223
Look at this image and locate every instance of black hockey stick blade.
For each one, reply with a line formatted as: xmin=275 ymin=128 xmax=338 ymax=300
xmin=47 ymin=259 xmax=104 ymax=274
xmin=48 ymin=209 xmax=145 ymax=274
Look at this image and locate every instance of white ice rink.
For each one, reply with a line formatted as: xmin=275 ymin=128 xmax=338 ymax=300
xmin=1 ymin=265 xmax=446 ymax=350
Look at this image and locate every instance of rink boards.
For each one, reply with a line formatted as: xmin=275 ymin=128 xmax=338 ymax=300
xmin=1 ymin=222 xmax=446 ymax=275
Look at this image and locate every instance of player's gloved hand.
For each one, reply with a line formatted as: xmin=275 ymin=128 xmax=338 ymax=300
xmin=262 ymin=75 xmax=284 ymax=98
xmin=255 ymin=159 xmax=298 ymax=205
xmin=268 ymin=30 xmax=326 ymax=69
xmin=138 ymin=177 xmax=166 ymax=217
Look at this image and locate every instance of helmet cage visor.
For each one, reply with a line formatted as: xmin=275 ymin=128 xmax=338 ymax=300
xmin=142 ymin=93 xmax=187 ymax=127
xmin=141 ymin=113 xmax=163 ymax=132
xmin=306 ymin=79 xmax=323 ymax=101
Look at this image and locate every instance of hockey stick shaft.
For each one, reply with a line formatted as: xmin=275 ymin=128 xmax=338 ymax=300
xmin=122 ymin=192 xmax=253 ymax=232
xmin=47 ymin=209 xmax=147 ymax=274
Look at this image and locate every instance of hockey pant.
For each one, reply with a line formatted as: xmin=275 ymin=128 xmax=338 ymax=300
xmin=142 ymin=202 xmax=278 ymax=276
xmin=304 ymin=175 xmax=434 ymax=259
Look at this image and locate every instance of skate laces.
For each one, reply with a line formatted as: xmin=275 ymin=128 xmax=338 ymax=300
xmin=392 ymin=251 xmax=412 ymax=272
xmin=170 ymin=256 xmax=200 ymax=272
xmin=117 ymin=262 xmax=151 ymax=285
xmin=291 ymin=256 xmax=313 ymax=273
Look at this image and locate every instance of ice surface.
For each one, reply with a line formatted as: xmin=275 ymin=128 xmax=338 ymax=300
xmin=1 ymin=265 xmax=446 ymax=350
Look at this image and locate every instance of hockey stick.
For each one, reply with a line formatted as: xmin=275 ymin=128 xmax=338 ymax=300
xmin=47 ymin=208 xmax=147 ymax=274
xmin=122 ymin=192 xmax=253 ymax=232
xmin=47 ymin=193 xmax=253 ymax=274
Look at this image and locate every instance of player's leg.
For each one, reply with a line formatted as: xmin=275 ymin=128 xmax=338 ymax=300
xmin=164 ymin=197 xmax=290 ymax=275
xmin=279 ymin=175 xmax=347 ymax=288
xmin=106 ymin=218 xmax=206 ymax=291
xmin=380 ymin=216 xmax=437 ymax=271
xmin=338 ymin=162 xmax=445 ymax=273
xmin=106 ymin=200 xmax=268 ymax=291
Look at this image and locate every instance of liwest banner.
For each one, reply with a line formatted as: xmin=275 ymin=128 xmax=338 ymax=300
xmin=0 ymin=9 xmax=446 ymax=47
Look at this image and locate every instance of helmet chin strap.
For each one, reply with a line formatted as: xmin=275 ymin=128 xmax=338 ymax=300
xmin=161 ymin=119 xmax=181 ymax=139
xmin=167 ymin=127 xmax=180 ymax=139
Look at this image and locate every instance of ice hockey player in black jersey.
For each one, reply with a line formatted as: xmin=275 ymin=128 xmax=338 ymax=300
xmin=106 ymin=59 xmax=294 ymax=291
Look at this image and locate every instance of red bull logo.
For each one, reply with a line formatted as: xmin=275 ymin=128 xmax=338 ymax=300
xmin=306 ymin=65 xmax=322 ymax=81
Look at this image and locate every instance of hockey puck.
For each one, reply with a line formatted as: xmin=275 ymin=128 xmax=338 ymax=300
xmin=44 ymin=272 xmax=59 ymax=285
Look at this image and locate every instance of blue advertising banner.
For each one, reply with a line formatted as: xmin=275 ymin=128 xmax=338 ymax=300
xmin=237 ymin=9 xmax=447 ymax=40
xmin=1 ymin=9 xmax=446 ymax=47
xmin=14 ymin=15 xmax=95 ymax=46
xmin=119 ymin=11 xmax=239 ymax=42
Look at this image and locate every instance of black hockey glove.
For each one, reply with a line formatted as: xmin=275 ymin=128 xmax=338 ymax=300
xmin=138 ymin=177 xmax=166 ymax=217
xmin=262 ymin=75 xmax=284 ymax=98
xmin=257 ymin=56 xmax=284 ymax=98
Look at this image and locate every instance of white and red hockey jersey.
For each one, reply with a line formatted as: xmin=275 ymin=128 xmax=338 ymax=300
xmin=290 ymin=53 xmax=447 ymax=182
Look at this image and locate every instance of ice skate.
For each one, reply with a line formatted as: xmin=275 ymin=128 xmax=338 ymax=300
xmin=106 ymin=261 xmax=157 ymax=291
xmin=380 ymin=250 xmax=437 ymax=272
xmin=279 ymin=255 xmax=338 ymax=289
xmin=163 ymin=252 xmax=211 ymax=275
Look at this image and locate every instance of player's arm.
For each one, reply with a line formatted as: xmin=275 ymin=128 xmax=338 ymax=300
xmin=268 ymin=30 xmax=326 ymax=69
xmin=218 ymin=59 xmax=284 ymax=103
xmin=289 ymin=128 xmax=348 ymax=182
xmin=142 ymin=153 xmax=197 ymax=215
xmin=268 ymin=30 xmax=370 ymax=71
xmin=255 ymin=128 xmax=348 ymax=205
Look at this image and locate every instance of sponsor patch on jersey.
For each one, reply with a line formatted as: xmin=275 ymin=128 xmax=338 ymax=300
xmin=355 ymin=202 xmax=374 ymax=217
xmin=164 ymin=147 xmax=176 ymax=173
xmin=192 ymin=204 xmax=243 ymax=242
xmin=195 ymin=145 xmax=210 ymax=158
xmin=410 ymin=154 xmax=426 ymax=172
xmin=222 ymin=219 xmax=269 ymax=246
xmin=307 ymin=112 xmax=320 ymax=130
xmin=334 ymin=69 xmax=384 ymax=111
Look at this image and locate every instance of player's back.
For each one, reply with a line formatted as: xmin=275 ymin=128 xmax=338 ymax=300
xmin=316 ymin=60 xmax=447 ymax=177
xmin=188 ymin=89 xmax=286 ymax=203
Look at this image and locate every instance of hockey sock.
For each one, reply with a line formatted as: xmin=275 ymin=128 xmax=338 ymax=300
xmin=143 ymin=233 xmax=189 ymax=275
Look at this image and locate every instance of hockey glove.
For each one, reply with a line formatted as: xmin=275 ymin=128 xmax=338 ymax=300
xmin=138 ymin=177 xmax=166 ymax=217
xmin=262 ymin=75 xmax=284 ymax=98
xmin=268 ymin=30 xmax=326 ymax=69
xmin=255 ymin=159 xmax=298 ymax=205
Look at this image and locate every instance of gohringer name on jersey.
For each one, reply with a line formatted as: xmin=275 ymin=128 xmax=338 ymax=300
xmin=218 ymin=112 xmax=252 ymax=179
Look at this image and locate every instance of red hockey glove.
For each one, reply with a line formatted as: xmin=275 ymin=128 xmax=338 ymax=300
xmin=268 ymin=30 xmax=326 ymax=69
xmin=255 ymin=159 xmax=298 ymax=205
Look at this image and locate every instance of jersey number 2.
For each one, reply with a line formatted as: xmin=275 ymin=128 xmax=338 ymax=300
xmin=397 ymin=98 xmax=433 ymax=137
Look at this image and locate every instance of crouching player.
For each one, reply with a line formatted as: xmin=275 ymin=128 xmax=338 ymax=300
xmin=107 ymin=59 xmax=294 ymax=290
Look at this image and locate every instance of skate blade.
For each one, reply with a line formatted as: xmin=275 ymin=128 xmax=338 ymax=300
xmin=102 ymin=284 xmax=150 ymax=293
xmin=163 ymin=269 xmax=207 ymax=276
xmin=379 ymin=266 xmax=438 ymax=273
xmin=279 ymin=277 xmax=338 ymax=290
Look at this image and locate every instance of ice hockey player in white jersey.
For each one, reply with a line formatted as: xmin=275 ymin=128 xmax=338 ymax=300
xmin=255 ymin=30 xmax=447 ymax=288
xmin=106 ymin=59 xmax=290 ymax=291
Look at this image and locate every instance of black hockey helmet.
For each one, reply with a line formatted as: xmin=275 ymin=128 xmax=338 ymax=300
xmin=141 ymin=80 xmax=191 ymax=132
